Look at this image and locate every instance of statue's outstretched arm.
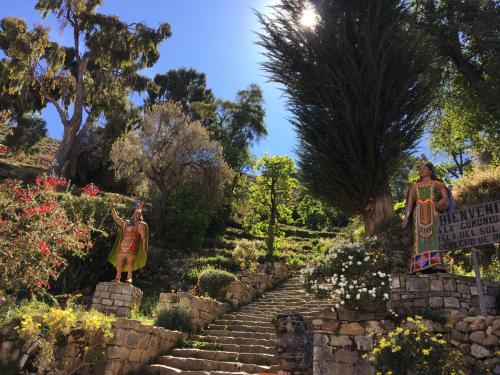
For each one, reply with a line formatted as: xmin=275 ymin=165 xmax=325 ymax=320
xmin=111 ymin=207 xmax=125 ymax=228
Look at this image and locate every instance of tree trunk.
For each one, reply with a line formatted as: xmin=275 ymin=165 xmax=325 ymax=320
xmin=54 ymin=126 xmax=77 ymax=177
xmin=267 ymin=179 xmax=277 ymax=256
xmin=363 ymin=190 xmax=395 ymax=236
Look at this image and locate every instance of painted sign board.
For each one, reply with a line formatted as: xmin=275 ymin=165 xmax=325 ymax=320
xmin=438 ymin=200 xmax=500 ymax=251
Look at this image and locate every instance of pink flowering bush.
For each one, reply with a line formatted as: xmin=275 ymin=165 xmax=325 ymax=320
xmin=0 ymin=175 xmax=94 ymax=296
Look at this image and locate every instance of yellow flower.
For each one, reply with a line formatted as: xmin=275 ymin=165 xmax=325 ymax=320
xmin=395 ymin=327 xmax=404 ymax=334
xmin=391 ymin=345 xmax=401 ymax=353
xmin=421 ymin=348 xmax=432 ymax=355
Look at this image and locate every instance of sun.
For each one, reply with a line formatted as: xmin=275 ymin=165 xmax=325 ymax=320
xmin=299 ymin=3 xmax=319 ymax=29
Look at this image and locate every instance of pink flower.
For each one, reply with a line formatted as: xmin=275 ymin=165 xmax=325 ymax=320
xmin=82 ymin=183 xmax=100 ymax=197
xmin=40 ymin=241 xmax=50 ymax=258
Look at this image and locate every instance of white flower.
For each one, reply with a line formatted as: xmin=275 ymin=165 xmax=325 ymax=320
xmin=340 ymin=300 xmax=345 ymax=305
xmin=345 ymin=293 xmax=350 ymax=299
xmin=381 ymin=282 xmax=385 ymax=286
xmin=356 ymin=294 xmax=361 ymax=300
xmin=357 ymin=261 xmax=362 ymax=265
xmin=383 ymin=293 xmax=389 ymax=300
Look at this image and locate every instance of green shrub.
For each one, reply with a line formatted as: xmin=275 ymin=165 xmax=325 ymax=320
xmin=366 ymin=316 xmax=464 ymax=374
xmin=232 ymin=240 xmax=261 ymax=272
xmin=453 ymin=166 xmax=500 ymax=209
xmin=154 ymin=307 xmax=193 ymax=332
xmin=198 ymin=255 xmax=240 ymax=273
xmin=301 ymin=237 xmax=390 ymax=311
xmin=197 ymin=269 xmax=236 ymax=300
xmin=164 ymin=189 xmax=210 ymax=250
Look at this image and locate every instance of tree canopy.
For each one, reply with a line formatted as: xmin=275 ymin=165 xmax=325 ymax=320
xmin=257 ymin=0 xmax=440 ymax=234
xmin=0 ymin=0 xmax=171 ymax=176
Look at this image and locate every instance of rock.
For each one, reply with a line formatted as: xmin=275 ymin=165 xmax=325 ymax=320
xmin=331 ymin=335 xmax=352 ymax=347
xmin=365 ymin=321 xmax=384 ymax=335
xmin=334 ymin=349 xmax=359 ymax=365
xmin=406 ymin=278 xmax=429 ymax=292
xmin=354 ymin=336 xmax=373 ymax=351
xmin=468 ymin=318 xmax=487 ymax=331
xmin=469 ymin=331 xmax=485 ymax=344
xmin=459 ymin=343 xmax=471 ymax=354
xmin=482 ymin=335 xmax=498 ymax=347
xmin=444 ymin=297 xmax=460 ymax=308
xmin=430 ymin=279 xmax=444 ymax=291
xmin=339 ymin=323 xmax=365 ymax=336
xmin=449 ymin=309 xmax=465 ymax=324
xmin=451 ymin=329 xmax=463 ymax=341
xmin=471 ymin=343 xmax=490 ymax=359
xmin=429 ymin=297 xmax=443 ymax=308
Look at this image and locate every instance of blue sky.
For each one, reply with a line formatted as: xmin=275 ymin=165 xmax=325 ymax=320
xmin=0 ymin=0 xmax=432 ymax=160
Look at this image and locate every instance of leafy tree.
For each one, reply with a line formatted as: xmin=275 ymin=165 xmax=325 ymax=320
xmin=294 ymin=188 xmax=349 ymax=231
xmin=243 ymin=155 xmax=298 ymax=257
xmin=3 ymin=114 xmax=47 ymax=154
xmin=429 ymin=71 xmax=499 ymax=174
xmin=146 ymin=68 xmax=215 ymax=120
xmin=412 ymin=0 xmax=499 ymax=117
xmin=257 ymin=0 xmax=439 ymax=235
xmin=110 ymin=102 xmax=232 ymax=244
xmin=0 ymin=0 xmax=171 ymax=176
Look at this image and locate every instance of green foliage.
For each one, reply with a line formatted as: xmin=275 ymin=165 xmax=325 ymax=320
xmin=412 ymin=0 xmax=499 ymax=117
xmin=294 ymin=188 xmax=349 ymax=230
xmin=257 ymin=0 xmax=439 ymax=226
xmin=0 ymin=1 xmax=171 ymax=175
xmin=429 ymin=71 xmax=499 ymax=176
xmin=164 ymin=189 xmax=211 ymax=251
xmin=154 ymin=306 xmax=193 ymax=332
xmin=11 ymin=299 xmax=114 ymax=374
xmin=54 ymin=191 xmax=131 ymax=294
xmin=243 ymin=155 xmax=298 ymax=257
xmin=453 ymin=166 xmax=500 ymax=209
xmin=366 ymin=316 xmax=464 ymax=374
xmin=0 ymin=176 xmax=95 ymax=297
xmin=301 ymin=237 xmax=390 ymax=311
xmin=198 ymin=256 xmax=240 ymax=273
xmin=3 ymin=114 xmax=47 ymax=155
xmin=232 ymin=240 xmax=261 ymax=272
xmin=197 ymin=269 xmax=236 ymax=300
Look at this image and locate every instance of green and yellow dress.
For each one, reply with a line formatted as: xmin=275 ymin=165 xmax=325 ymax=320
xmin=408 ymin=180 xmax=447 ymax=273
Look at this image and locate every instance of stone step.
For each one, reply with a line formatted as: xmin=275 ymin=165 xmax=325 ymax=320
xmin=208 ymin=324 xmax=275 ymax=334
xmin=146 ymin=364 xmax=252 ymax=375
xmin=220 ymin=314 xmax=273 ymax=323
xmin=214 ymin=319 xmax=274 ymax=328
xmin=202 ymin=329 xmax=275 ymax=340
xmin=157 ymin=355 xmax=279 ymax=373
xmin=186 ymin=341 xmax=274 ymax=355
xmin=191 ymin=334 xmax=275 ymax=347
xmin=170 ymin=348 xmax=277 ymax=366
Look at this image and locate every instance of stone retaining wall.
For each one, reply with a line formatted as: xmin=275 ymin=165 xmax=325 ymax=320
xmin=312 ymin=307 xmax=500 ymax=374
xmin=239 ymin=271 xmax=274 ymax=294
xmin=0 ymin=318 xmax=186 ymax=375
xmin=91 ymin=282 xmax=143 ymax=317
xmin=158 ymin=292 xmax=232 ymax=330
xmin=225 ymin=280 xmax=257 ymax=308
xmin=389 ymin=273 xmax=499 ymax=316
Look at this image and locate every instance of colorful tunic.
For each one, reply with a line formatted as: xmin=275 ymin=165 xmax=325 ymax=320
xmin=108 ymin=222 xmax=149 ymax=271
xmin=408 ymin=180 xmax=447 ymax=273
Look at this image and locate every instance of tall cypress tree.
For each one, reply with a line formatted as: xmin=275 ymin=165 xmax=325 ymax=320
xmin=257 ymin=0 xmax=440 ymax=234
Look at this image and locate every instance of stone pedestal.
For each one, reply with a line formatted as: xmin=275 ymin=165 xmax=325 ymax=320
xmin=273 ymin=313 xmax=313 ymax=375
xmin=91 ymin=282 xmax=143 ymax=317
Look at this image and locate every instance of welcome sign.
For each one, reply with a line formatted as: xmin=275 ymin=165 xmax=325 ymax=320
xmin=438 ymin=200 xmax=500 ymax=251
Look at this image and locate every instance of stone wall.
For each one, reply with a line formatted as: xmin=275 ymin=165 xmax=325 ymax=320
xmin=239 ymin=271 xmax=274 ymax=294
xmin=91 ymin=282 xmax=143 ymax=317
xmin=449 ymin=315 xmax=499 ymax=374
xmin=158 ymin=292 xmax=232 ymax=330
xmin=225 ymin=280 xmax=257 ymax=308
xmin=389 ymin=273 xmax=499 ymax=316
xmin=0 ymin=318 xmax=186 ymax=375
xmin=312 ymin=307 xmax=500 ymax=374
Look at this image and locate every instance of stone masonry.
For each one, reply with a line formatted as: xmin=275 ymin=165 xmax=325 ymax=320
xmin=389 ymin=273 xmax=499 ymax=316
xmin=157 ymin=292 xmax=232 ymax=330
xmin=91 ymin=282 xmax=143 ymax=317
xmin=0 ymin=318 xmax=186 ymax=375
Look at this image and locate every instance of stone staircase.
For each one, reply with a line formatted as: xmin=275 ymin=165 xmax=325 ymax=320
xmin=146 ymin=275 xmax=331 ymax=375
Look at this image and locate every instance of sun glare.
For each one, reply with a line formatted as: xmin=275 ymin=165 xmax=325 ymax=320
xmin=299 ymin=3 xmax=319 ymax=29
